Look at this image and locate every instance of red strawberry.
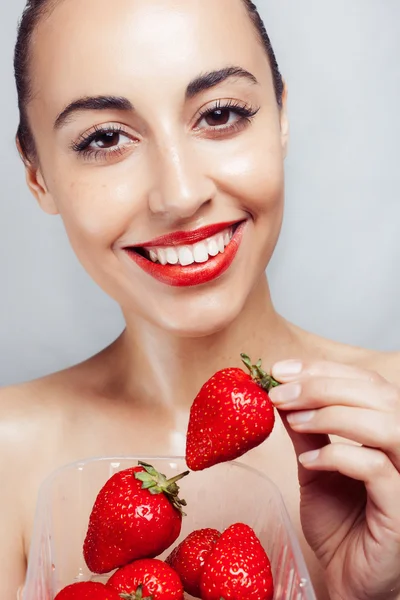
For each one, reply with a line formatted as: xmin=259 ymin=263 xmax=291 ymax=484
xmin=200 ymin=523 xmax=274 ymax=600
xmin=84 ymin=462 xmax=189 ymax=574
xmin=186 ymin=354 xmax=279 ymax=470
xmin=54 ymin=582 xmax=120 ymax=600
xmin=166 ymin=528 xmax=221 ymax=598
xmin=107 ymin=558 xmax=184 ymax=600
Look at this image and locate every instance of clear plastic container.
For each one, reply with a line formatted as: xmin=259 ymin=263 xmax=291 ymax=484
xmin=24 ymin=456 xmax=317 ymax=600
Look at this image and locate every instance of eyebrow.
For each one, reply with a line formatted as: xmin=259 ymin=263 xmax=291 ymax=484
xmin=54 ymin=96 xmax=133 ymax=130
xmin=185 ymin=66 xmax=259 ymax=99
xmin=54 ymin=66 xmax=258 ymax=130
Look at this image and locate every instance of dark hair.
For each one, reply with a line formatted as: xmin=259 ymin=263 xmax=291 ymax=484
xmin=242 ymin=0 xmax=284 ymax=106
xmin=14 ymin=0 xmax=284 ymax=163
xmin=14 ymin=0 xmax=53 ymax=162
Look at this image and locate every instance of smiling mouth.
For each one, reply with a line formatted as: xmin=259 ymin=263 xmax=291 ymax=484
xmin=130 ymin=223 xmax=240 ymax=267
xmin=124 ymin=221 xmax=246 ymax=288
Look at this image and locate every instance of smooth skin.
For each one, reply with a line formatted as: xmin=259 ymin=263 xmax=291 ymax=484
xmin=1 ymin=1 xmax=399 ymax=599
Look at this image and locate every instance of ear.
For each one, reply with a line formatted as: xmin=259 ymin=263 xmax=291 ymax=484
xmin=16 ymin=137 xmax=59 ymax=215
xmin=25 ymin=165 xmax=59 ymax=215
xmin=279 ymin=82 xmax=289 ymax=158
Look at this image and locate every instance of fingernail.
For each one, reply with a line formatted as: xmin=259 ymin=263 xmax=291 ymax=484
xmin=299 ymin=450 xmax=320 ymax=465
xmin=287 ymin=410 xmax=315 ymax=424
xmin=272 ymin=360 xmax=303 ymax=378
xmin=269 ymin=383 xmax=302 ymax=405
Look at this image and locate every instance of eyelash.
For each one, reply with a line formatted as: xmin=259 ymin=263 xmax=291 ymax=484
xmin=71 ymin=100 xmax=260 ymax=162
xmin=70 ymin=124 xmax=129 ymax=161
xmin=196 ymin=99 xmax=259 ymax=128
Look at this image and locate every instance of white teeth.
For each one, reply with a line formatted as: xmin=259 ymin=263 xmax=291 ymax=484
xmin=178 ymin=246 xmax=195 ymax=266
xmin=166 ymin=247 xmax=179 ymax=265
xmin=149 ymin=250 xmax=158 ymax=263
xmin=193 ymin=242 xmax=209 ymax=263
xmin=158 ymin=248 xmax=168 ymax=265
xmin=144 ymin=225 xmax=236 ymax=266
xmin=208 ymin=238 xmax=220 ymax=257
xmin=217 ymin=234 xmax=225 ymax=253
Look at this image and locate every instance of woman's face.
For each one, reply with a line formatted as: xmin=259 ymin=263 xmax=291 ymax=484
xmin=26 ymin=0 xmax=288 ymax=336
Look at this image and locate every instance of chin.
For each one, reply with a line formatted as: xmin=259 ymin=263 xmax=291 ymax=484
xmin=146 ymin=288 xmax=248 ymax=339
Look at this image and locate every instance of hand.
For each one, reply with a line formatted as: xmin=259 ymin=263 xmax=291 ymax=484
xmin=269 ymin=359 xmax=400 ymax=600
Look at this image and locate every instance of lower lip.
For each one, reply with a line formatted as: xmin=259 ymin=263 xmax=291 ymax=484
xmin=125 ymin=222 xmax=246 ymax=287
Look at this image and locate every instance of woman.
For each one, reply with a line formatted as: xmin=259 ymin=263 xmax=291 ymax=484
xmin=1 ymin=0 xmax=399 ymax=598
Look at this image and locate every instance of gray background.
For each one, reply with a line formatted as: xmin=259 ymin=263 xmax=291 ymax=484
xmin=0 ymin=1 xmax=399 ymax=387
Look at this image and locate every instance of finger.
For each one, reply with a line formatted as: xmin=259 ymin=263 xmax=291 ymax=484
xmin=286 ymin=406 xmax=400 ymax=471
xmin=269 ymin=376 xmax=398 ymax=412
xmin=271 ymin=359 xmax=385 ymax=385
xmin=278 ymin=411 xmax=330 ymax=487
xmin=299 ymin=443 xmax=400 ymax=522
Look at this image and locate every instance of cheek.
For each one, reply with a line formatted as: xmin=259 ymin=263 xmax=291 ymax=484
xmin=211 ymin=122 xmax=285 ymax=216
xmin=49 ymin=170 xmax=140 ymax=253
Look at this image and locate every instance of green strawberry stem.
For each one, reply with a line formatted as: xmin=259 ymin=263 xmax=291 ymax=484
xmin=135 ymin=462 xmax=189 ymax=515
xmin=120 ymin=584 xmax=153 ymax=600
xmin=240 ymin=353 xmax=281 ymax=392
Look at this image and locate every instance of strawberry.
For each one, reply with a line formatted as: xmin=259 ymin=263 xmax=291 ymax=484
xmin=107 ymin=558 xmax=184 ymax=600
xmin=186 ymin=354 xmax=279 ymax=470
xmin=84 ymin=462 xmax=189 ymax=574
xmin=54 ymin=582 xmax=120 ymax=600
xmin=166 ymin=528 xmax=221 ymax=598
xmin=200 ymin=523 xmax=274 ymax=600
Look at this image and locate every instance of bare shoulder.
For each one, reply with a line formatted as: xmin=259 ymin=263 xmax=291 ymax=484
xmin=0 ymin=368 xmax=78 ymax=424
xmin=0 ymin=386 xmax=28 ymax=600
xmin=361 ymin=350 xmax=400 ymax=385
xmin=331 ymin=343 xmax=400 ymax=385
xmin=290 ymin=323 xmax=400 ymax=384
xmin=0 ymin=377 xmax=67 ymax=470
xmin=0 ymin=345 xmax=119 ymax=466
xmin=0 ymin=347 xmax=111 ymax=416
xmin=0 ymin=359 xmax=107 ymax=544
xmin=0 ymin=360 xmax=98 ymax=463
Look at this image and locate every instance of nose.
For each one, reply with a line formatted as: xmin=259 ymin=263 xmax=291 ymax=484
xmin=148 ymin=138 xmax=216 ymax=221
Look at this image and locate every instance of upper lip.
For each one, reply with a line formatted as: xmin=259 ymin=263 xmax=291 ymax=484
xmin=129 ymin=220 xmax=244 ymax=248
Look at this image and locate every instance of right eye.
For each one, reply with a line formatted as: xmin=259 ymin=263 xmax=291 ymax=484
xmin=71 ymin=125 xmax=136 ymax=161
xmin=88 ymin=130 xmax=131 ymax=150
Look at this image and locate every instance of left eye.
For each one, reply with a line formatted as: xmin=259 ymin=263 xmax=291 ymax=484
xmin=198 ymin=108 xmax=240 ymax=128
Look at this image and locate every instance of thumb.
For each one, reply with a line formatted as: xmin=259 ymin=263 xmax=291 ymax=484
xmin=279 ymin=411 xmax=330 ymax=486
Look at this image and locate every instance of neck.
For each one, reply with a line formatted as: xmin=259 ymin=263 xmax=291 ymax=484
xmin=111 ymin=276 xmax=299 ymax=409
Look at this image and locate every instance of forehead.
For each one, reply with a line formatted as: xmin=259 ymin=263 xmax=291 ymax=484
xmin=30 ymin=0 xmax=268 ymax=109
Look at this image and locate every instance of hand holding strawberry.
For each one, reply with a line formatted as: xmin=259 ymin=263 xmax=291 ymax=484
xmin=186 ymin=354 xmax=279 ymax=470
xmin=270 ymin=358 xmax=400 ymax=600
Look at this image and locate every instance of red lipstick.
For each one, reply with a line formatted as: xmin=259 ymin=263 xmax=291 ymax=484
xmin=125 ymin=220 xmax=246 ymax=287
xmin=133 ymin=221 xmax=240 ymax=248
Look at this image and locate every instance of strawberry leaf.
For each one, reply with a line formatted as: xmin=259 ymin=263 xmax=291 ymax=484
xmin=141 ymin=481 xmax=158 ymax=490
xmin=120 ymin=584 xmax=153 ymax=600
xmin=138 ymin=462 xmax=159 ymax=477
xmin=134 ymin=472 xmax=154 ymax=482
xmin=240 ymin=353 xmax=280 ymax=391
xmin=134 ymin=462 xmax=189 ymax=515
